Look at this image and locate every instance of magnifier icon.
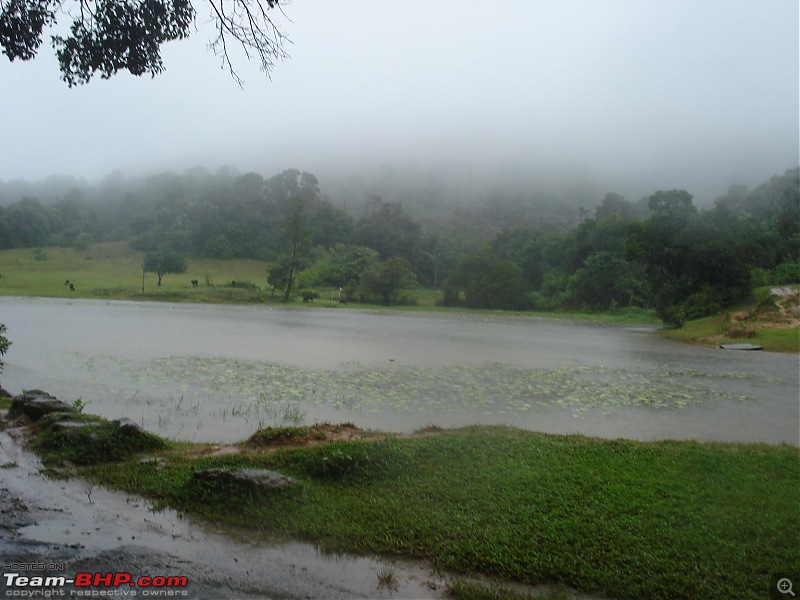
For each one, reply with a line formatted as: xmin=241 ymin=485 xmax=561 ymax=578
xmin=778 ymin=578 xmax=796 ymax=596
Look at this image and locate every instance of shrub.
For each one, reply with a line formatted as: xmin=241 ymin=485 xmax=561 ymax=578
xmin=275 ymin=439 xmax=404 ymax=483
xmin=773 ymin=260 xmax=800 ymax=285
xmin=226 ymin=280 xmax=258 ymax=289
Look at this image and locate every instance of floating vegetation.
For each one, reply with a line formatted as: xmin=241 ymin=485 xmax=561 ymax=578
xmin=109 ymin=356 xmax=752 ymax=421
xmin=55 ymin=350 xmax=766 ymax=441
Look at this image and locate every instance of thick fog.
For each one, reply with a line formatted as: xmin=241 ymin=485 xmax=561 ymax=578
xmin=1 ymin=0 xmax=797 ymax=203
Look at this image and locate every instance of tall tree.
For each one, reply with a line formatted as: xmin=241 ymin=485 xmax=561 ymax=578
xmin=142 ymin=248 xmax=188 ymax=286
xmin=566 ymin=251 xmax=647 ymax=310
xmin=306 ymin=244 xmax=379 ymax=299
xmin=445 ymin=249 xmax=529 ymax=310
xmin=351 ymin=201 xmax=422 ymax=264
xmin=278 ymin=196 xmax=311 ymax=301
xmin=626 ymin=191 xmax=698 ymax=324
xmin=0 ymin=0 xmax=289 ymax=86
xmin=3 ymin=197 xmax=51 ymax=247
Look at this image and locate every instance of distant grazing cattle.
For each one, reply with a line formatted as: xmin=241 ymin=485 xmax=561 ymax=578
xmin=302 ymin=292 xmax=320 ymax=302
xmin=69 ymin=283 xmax=75 ymax=291
xmin=191 ymin=279 xmax=199 ymax=287
xmin=64 ymin=279 xmax=70 ymax=286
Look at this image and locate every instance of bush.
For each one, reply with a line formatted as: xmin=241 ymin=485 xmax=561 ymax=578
xmin=773 ymin=260 xmax=800 ymax=285
xmin=659 ymin=305 xmax=686 ymax=328
xmin=681 ymin=286 xmax=725 ymax=321
xmin=749 ymin=267 xmax=771 ymax=288
xmin=275 ymin=439 xmax=404 ymax=483
xmin=226 ymin=280 xmax=258 ymax=289
xmin=72 ymin=233 xmax=93 ymax=251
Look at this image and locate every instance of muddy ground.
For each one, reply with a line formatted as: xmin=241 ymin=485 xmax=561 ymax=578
xmin=0 ymin=468 xmax=281 ymax=599
xmin=0 ymin=424 xmax=447 ymax=600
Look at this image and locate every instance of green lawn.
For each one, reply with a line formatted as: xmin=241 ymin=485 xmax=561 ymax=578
xmin=72 ymin=425 xmax=800 ymax=600
xmin=0 ymin=243 xmax=276 ymax=302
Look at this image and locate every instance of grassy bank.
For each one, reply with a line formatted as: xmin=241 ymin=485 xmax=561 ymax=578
xmin=5 ymin=243 xmax=800 ymax=347
xmin=660 ymin=286 xmax=800 ymax=353
xmin=0 ymin=243 xmax=660 ymax=326
xmin=29 ymin=416 xmax=798 ymax=600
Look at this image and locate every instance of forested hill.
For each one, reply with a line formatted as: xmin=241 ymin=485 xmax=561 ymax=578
xmin=0 ymin=166 xmax=797 ymax=325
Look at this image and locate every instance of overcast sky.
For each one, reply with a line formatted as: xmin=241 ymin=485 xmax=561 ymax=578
xmin=1 ymin=0 xmax=797 ymax=203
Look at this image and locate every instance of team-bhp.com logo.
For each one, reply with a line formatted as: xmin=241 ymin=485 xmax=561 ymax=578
xmin=4 ymin=572 xmax=188 ymax=597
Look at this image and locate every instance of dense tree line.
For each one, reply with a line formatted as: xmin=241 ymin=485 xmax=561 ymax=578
xmin=0 ymin=166 xmax=797 ymax=323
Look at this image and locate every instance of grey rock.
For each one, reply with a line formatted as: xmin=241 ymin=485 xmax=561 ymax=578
xmin=8 ymin=390 xmax=74 ymax=421
xmin=112 ymin=417 xmax=145 ymax=434
xmin=193 ymin=468 xmax=296 ymax=493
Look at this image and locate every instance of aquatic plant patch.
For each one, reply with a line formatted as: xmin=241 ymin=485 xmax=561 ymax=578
xmin=121 ymin=355 xmax=750 ymax=418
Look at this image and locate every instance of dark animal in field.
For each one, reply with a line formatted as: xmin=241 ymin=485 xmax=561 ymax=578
xmin=69 ymin=283 xmax=75 ymax=291
xmin=191 ymin=279 xmax=199 ymax=287
xmin=231 ymin=281 xmax=236 ymax=287
xmin=64 ymin=279 xmax=70 ymax=286
xmin=302 ymin=292 xmax=320 ymax=302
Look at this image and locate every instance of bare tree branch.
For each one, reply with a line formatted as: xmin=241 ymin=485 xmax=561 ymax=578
xmin=0 ymin=0 xmax=291 ymax=85
xmin=206 ymin=0 xmax=290 ymax=87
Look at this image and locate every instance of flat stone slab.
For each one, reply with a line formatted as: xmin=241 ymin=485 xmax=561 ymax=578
xmin=193 ymin=468 xmax=296 ymax=492
xmin=719 ymin=343 xmax=763 ymax=351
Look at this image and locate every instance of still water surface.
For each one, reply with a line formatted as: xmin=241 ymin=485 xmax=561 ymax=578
xmin=1 ymin=297 xmax=797 ymax=445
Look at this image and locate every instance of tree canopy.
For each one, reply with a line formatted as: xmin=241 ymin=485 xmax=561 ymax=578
xmin=0 ymin=0 xmax=288 ymax=85
xmin=359 ymin=257 xmax=416 ymax=306
xmin=1 ymin=165 xmax=797 ymax=320
xmin=142 ymin=247 xmax=188 ymax=286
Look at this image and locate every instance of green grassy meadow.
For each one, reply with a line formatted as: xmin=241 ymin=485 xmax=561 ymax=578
xmin=0 ymin=243 xmax=273 ymax=302
xmin=0 ymin=243 xmax=662 ymax=324
xmin=41 ymin=423 xmax=796 ymax=600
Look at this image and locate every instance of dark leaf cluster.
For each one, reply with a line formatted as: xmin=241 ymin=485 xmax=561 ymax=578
xmin=53 ymin=0 xmax=195 ymax=86
xmin=1 ymin=166 xmax=797 ymax=319
xmin=1 ymin=0 xmax=288 ymax=85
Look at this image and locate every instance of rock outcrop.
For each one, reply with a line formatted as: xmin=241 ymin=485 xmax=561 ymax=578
xmin=7 ymin=390 xmax=73 ymax=421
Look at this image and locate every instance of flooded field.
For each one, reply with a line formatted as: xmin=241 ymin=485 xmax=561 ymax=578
xmin=1 ymin=297 xmax=797 ymax=445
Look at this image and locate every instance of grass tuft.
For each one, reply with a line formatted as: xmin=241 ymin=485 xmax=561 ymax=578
xmin=375 ymin=567 xmax=398 ymax=591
